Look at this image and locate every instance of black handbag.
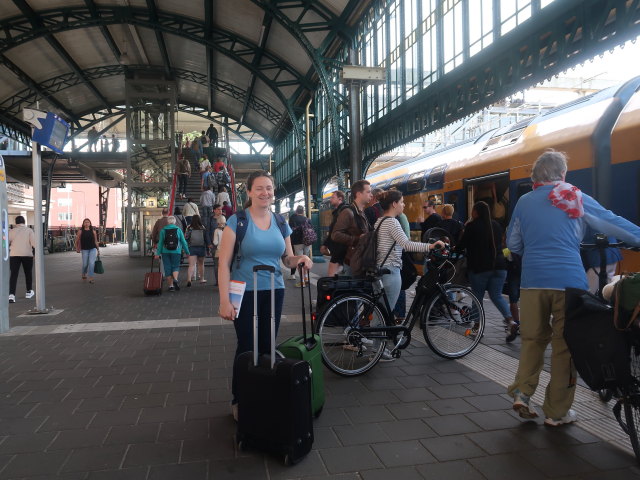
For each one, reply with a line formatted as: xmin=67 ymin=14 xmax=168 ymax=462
xmin=400 ymin=251 xmax=418 ymax=290
xmin=564 ymin=288 xmax=632 ymax=391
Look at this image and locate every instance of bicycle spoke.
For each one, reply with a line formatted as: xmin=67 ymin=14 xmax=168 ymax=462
xmin=317 ymin=295 xmax=386 ymax=376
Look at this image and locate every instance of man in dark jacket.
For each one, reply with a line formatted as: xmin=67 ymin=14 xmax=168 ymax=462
xmin=320 ymin=190 xmax=347 ymax=276
xmin=331 ymin=180 xmax=372 ymax=275
xmin=420 ymin=200 xmax=442 ymax=240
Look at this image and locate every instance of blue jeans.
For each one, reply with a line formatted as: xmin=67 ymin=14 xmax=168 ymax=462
xmin=201 ymin=206 xmax=212 ymax=230
xmin=81 ymin=248 xmax=97 ymax=277
xmin=381 ymin=265 xmax=401 ymax=316
xmin=469 ymin=269 xmax=511 ymax=320
xmin=393 ymin=289 xmax=406 ymax=318
xmin=232 ymin=288 xmax=285 ymax=403
xmin=178 ymin=174 xmax=188 ymax=196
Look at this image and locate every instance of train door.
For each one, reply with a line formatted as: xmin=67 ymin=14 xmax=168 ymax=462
xmin=463 ymin=172 xmax=511 ymax=226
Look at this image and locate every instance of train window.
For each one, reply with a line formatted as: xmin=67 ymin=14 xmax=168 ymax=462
xmin=372 ymin=180 xmax=390 ymax=190
xmin=407 ymin=171 xmax=426 ymax=191
xmin=427 ymin=164 xmax=446 ymax=186
xmin=388 ymin=175 xmax=406 ymax=190
xmin=428 ymin=194 xmax=443 ymax=205
xmin=516 ymin=181 xmax=533 ymax=200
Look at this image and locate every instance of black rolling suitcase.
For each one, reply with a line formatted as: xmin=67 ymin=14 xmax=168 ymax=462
xmin=235 ymin=265 xmax=314 ymax=465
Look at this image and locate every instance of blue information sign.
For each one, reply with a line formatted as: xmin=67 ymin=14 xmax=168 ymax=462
xmin=32 ymin=112 xmax=69 ymax=154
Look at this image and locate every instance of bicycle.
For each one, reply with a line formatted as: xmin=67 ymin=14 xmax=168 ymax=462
xmin=579 ymin=235 xmax=640 ymax=462
xmin=315 ymin=237 xmax=486 ymax=376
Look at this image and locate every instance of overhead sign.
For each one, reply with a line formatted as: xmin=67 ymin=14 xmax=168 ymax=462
xmin=23 ymin=109 xmax=69 ymax=154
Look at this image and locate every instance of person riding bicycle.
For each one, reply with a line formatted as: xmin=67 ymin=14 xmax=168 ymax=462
xmin=506 ymin=149 xmax=640 ymax=427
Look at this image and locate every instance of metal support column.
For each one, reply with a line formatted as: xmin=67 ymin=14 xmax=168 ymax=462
xmin=348 ymin=49 xmax=362 ymax=183
xmin=31 ymin=141 xmax=48 ymax=313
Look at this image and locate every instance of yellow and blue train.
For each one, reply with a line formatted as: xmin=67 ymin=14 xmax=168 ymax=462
xmin=320 ymin=76 xmax=640 ymax=271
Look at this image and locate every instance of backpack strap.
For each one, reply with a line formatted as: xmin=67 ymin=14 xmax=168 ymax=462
xmin=233 ymin=210 xmax=288 ymax=269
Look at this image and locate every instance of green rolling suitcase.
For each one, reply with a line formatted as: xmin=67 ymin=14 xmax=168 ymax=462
xmin=278 ymin=264 xmax=325 ymax=417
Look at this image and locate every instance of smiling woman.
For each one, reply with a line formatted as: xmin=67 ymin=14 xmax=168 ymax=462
xmin=214 ymin=170 xmax=313 ymax=420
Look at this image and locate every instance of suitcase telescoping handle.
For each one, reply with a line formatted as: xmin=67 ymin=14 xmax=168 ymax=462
xmin=298 ymin=263 xmax=317 ymax=350
xmin=150 ymin=255 xmax=161 ymax=273
xmin=252 ymin=265 xmax=276 ymax=369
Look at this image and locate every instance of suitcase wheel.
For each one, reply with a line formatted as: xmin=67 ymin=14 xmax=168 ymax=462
xmin=314 ymin=406 xmax=323 ymax=419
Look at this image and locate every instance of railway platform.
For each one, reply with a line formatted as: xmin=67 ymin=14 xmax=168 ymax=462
xmin=2 ymin=244 xmax=640 ymax=479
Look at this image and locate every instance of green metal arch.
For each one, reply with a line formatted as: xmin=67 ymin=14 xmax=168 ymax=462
xmin=0 ymin=5 xmax=308 ymax=142
xmin=249 ymin=0 xmax=346 ymax=192
xmin=0 ymin=6 xmax=313 ymax=92
xmin=0 ymin=64 xmax=282 ymax=137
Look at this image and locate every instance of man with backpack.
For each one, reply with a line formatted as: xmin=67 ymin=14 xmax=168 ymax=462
xmin=331 ymin=180 xmax=373 ymax=275
xmin=320 ymin=190 xmax=347 ymax=276
xmin=287 ymin=206 xmax=314 ymax=284
xmin=155 ymin=216 xmax=190 ymax=292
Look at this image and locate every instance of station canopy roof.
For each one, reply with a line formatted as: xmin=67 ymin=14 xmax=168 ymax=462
xmin=0 ymin=0 xmax=371 ymax=147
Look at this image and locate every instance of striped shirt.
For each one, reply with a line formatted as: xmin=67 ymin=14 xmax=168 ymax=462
xmin=374 ymin=216 xmax=430 ymax=268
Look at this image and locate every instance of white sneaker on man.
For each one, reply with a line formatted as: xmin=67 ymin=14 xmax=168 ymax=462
xmin=25 ymin=290 xmax=34 ymax=299
xmin=544 ymin=409 xmax=578 ymax=427
xmin=8 ymin=294 xmax=15 ymax=304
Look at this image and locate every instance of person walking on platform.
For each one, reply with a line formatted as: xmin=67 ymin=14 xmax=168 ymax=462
xmin=75 ymin=218 xmax=100 ymax=284
xmin=287 ymin=205 xmax=310 ymax=282
xmin=8 ymin=216 xmax=36 ymax=304
xmin=456 ymin=201 xmax=516 ymax=342
xmin=155 ymin=216 xmax=190 ymax=292
xmin=217 ymin=170 xmax=312 ymax=421
xmin=222 ymin=200 xmax=233 ymax=219
xmin=185 ymin=215 xmax=210 ymax=287
xmin=331 ymin=179 xmax=372 ymax=275
xmin=320 ymin=190 xmax=347 ymax=276
xmin=151 ymin=208 xmax=170 ymax=249
xmin=506 ymin=150 xmax=640 ymax=426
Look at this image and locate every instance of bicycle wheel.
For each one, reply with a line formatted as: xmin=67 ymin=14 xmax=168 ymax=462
xmin=316 ymin=294 xmax=387 ymax=376
xmin=422 ymin=284 xmax=484 ymax=359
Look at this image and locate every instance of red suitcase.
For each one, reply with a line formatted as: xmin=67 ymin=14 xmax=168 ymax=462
xmin=144 ymin=257 xmax=163 ymax=295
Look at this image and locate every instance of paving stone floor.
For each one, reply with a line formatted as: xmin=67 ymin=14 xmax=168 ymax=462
xmin=1 ymin=245 xmax=639 ymax=479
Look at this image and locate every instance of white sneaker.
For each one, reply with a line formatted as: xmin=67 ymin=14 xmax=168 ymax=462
xmin=8 ymin=294 xmax=15 ymax=303
xmin=544 ymin=409 xmax=577 ymax=427
xmin=379 ymin=349 xmax=396 ymax=362
xmin=25 ymin=290 xmax=34 ymax=299
xmin=287 ymin=274 xmax=296 ymax=280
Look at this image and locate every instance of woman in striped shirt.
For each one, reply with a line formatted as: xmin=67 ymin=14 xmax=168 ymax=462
xmin=374 ymin=190 xmax=445 ymax=312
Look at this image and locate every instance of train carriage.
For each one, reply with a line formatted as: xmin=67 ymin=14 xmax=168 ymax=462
xmin=320 ymin=77 xmax=640 ymax=271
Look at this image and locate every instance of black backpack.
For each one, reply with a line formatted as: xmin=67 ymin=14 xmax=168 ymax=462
xmin=187 ymin=228 xmax=205 ymax=247
xmin=350 ymin=217 xmax=394 ymax=277
xmin=163 ymin=228 xmax=179 ymax=250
